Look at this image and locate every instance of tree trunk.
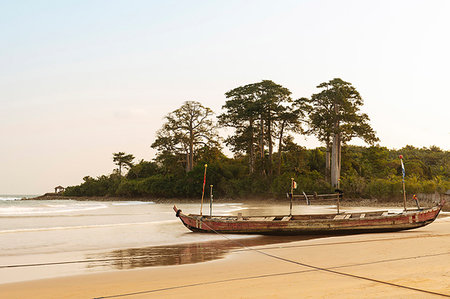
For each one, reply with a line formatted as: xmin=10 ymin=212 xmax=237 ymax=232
xmin=331 ymin=134 xmax=339 ymax=188
xmin=249 ymin=118 xmax=255 ymax=174
xmin=331 ymin=133 xmax=342 ymax=188
xmin=259 ymin=113 xmax=265 ymax=175
xmin=277 ymin=120 xmax=286 ymax=175
xmin=267 ymin=112 xmax=273 ymax=176
xmin=189 ymin=137 xmax=194 ymax=172
xmin=185 ymin=152 xmax=190 ymax=172
xmin=337 ymin=139 xmax=342 ymax=187
xmin=325 ymin=142 xmax=331 ymax=182
xmin=186 ymin=118 xmax=194 ymax=172
xmin=331 ymin=101 xmax=340 ymax=188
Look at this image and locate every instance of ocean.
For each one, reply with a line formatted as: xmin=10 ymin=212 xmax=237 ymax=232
xmin=0 ymin=197 xmax=248 ymax=251
xmin=1 ymin=196 xmax=405 ymax=284
xmin=3 ymin=196 xmax=322 ymax=284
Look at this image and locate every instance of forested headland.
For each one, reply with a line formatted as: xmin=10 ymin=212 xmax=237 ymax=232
xmin=64 ymin=79 xmax=450 ymax=200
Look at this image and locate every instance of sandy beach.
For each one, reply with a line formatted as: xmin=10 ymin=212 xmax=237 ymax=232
xmin=1 ymin=212 xmax=449 ymax=298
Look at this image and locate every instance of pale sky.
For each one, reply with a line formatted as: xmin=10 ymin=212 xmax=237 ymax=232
xmin=1 ymin=0 xmax=449 ymax=194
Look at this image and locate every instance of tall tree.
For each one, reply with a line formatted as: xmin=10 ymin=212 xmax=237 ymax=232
xmin=258 ymin=80 xmax=292 ymax=176
xmin=219 ymin=80 xmax=293 ymax=175
xmin=151 ymin=101 xmax=219 ymax=172
xmin=305 ymin=95 xmax=333 ymax=180
xmin=113 ymin=152 xmax=135 ymax=176
xmin=274 ymin=98 xmax=309 ymax=175
xmin=219 ymin=83 xmax=261 ymax=174
xmin=308 ymin=78 xmax=378 ymax=187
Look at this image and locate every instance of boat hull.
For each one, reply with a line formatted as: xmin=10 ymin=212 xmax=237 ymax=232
xmin=174 ymin=200 xmax=444 ymax=235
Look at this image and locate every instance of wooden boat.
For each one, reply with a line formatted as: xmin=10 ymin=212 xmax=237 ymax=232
xmin=173 ymin=199 xmax=445 ymax=235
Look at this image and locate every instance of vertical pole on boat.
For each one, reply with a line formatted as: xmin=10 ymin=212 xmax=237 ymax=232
xmin=210 ymin=185 xmax=213 ymax=216
xmin=399 ymin=155 xmax=407 ymax=211
xmin=336 ymin=194 xmax=340 ymax=214
xmin=200 ymin=164 xmax=208 ymax=215
xmin=290 ymin=178 xmax=294 ymax=216
xmin=303 ymin=191 xmax=310 ymax=205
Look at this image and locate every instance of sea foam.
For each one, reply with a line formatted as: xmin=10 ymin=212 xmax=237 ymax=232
xmin=0 ymin=202 xmax=108 ymax=216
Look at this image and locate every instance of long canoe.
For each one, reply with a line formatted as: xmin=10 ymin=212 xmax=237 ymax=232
xmin=174 ymin=200 xmax=445 ymax=235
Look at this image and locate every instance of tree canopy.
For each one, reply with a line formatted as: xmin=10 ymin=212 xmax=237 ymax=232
xmin=113 ymin=152 xmax=135 ymax=176
xmin=308 ymin=78 xmax=379 ymax=187
xmin=151 ymin=101 xmax=220 ymax=172
xmin=219 ymin=80 xmax=306 ymax=176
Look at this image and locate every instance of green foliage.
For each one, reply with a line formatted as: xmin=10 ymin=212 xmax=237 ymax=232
xmin=126 ymin=160 xmax=159 ymax=179
xmin=113 ymin=152 xmax=135 ymax=176
xmin=307 ymin=148 xmax=326 ymax=174
xmin=64 ymin=175 xmax=121 ymax=197
xmin=219 ymin=80 xmax=309 ymax=176
xmin=151 ymin=101 xmax=220 ymax=172
xmin=308 ymin=78 xmax=379 ymax=145
xmin=65 ymin=144 xmax=450 ymax=200
xmin=307 ymin=78 xmax=379 ymax=187
xmin=365 ymin=177 xmax=402 ymax=200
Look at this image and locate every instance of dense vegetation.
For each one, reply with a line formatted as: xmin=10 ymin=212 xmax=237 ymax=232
xmin=64 ymin=79 xmax=450 ymax=200
xmin=64 ymin=145 xmax=450 ymax=200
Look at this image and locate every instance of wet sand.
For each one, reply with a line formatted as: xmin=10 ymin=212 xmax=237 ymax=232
xmin=1 ymin=217 xmax=449 ymax=298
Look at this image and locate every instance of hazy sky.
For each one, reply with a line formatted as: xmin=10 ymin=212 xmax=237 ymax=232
xmin=1 ymin=0 xmax=449 ymax=194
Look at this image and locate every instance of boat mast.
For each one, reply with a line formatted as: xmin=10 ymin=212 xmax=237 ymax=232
xmin=210 ymin=184 xmax=213 ymax=216
xmin=290 ymin=178 xmax=294 ymax=216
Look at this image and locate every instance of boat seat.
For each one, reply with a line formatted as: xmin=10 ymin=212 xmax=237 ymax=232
xmin=251 ymin=217 xmax=267 ymax=221
xmin=281 ymin=216 xmax=291 ymax=221
xmin=360 ymin=214 xmax=366 ymax=218
xmin=344 ymin=214 xmax=352 ymax=219
xmin=382 ymin=212 xmax=389 ymax=216
xmin=334 ymin=214 xmax=346 ymax=220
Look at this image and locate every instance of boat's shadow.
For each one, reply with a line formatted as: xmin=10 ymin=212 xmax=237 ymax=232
xmin=85 ymin=234 xmax=328 ymax=270
xmin=85 ymin=225 xmax=443 ymax=271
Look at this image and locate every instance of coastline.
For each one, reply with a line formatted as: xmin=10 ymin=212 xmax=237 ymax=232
xmin=1 ymin=217 xmax=449 ymax=298
xmin=26 ymin=194 xmax=450 ymax=211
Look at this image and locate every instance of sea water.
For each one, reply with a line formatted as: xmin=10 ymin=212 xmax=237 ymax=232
xmin=0 ymin=197 xmax=256 ymax=283
xmin=0 ymin=197 xmax=373 ymax=284
xmin=0 ymin=198 xmax=249 ymax=255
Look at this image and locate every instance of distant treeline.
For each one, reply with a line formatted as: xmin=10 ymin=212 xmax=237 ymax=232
xmin=64 ymin=145 xmax=449 ymax=200
xmin=64 ymin=79 xmax=449 ymax=200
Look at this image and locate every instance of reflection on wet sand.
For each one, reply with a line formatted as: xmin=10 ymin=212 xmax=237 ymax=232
xmin=87 ymin=235 xmax=327 ymax=270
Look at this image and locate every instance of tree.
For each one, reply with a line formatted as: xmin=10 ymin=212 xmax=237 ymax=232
xmin=219 ymin=80 xmax=295 ymax=175
xmin=126 ymin=160 xmax=159 ymax=179
xmin=274 ymin=97 xmax=309 ymax=175
xmin=308 ymin=78 xmax=378 ymax=187
xmin=218 ymin=84 xmax=260 ymax=174
xmin=113 ymin=152 xmax=135 ymax=176
xmin=305 ymin=97 xmax=333 ymax=179
xmin=151 ymin=101 xmax=220 ymax=172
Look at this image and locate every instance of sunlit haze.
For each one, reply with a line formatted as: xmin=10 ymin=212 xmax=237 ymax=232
xmin=1 ymin=0 xmax=449 ymax=194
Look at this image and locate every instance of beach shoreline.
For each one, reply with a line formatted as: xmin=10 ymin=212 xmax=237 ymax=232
xmin=26 ymin=194 xmax=450 ymax=212
xmin=1 ymin=217 xmax=449 ymax=298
